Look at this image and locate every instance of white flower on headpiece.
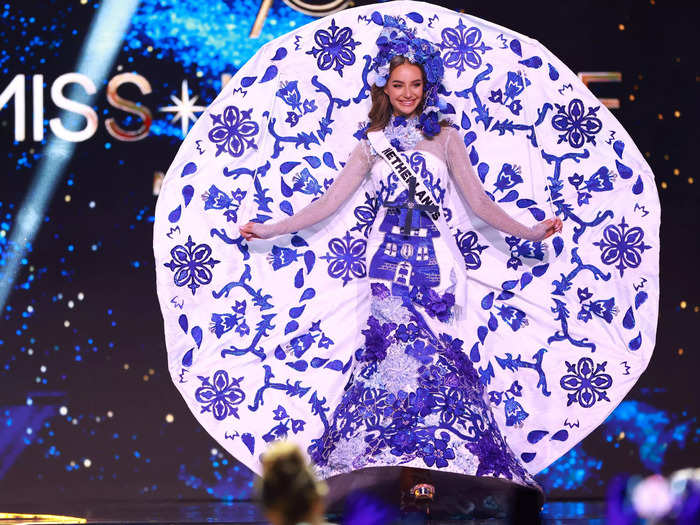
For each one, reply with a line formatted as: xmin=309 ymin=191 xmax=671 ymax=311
xmin=377 ymin=64 xmax=390 ymax=78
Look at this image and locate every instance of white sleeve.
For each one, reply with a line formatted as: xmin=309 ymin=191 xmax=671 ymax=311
xmin=264 ymin=140 xmax=373 ymax=236
xmin=445 ymin=128 xmax=536 ymax=240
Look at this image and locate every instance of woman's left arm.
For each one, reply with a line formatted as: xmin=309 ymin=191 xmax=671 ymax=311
xmin=445 ymin=127 xmax=561 ymax=241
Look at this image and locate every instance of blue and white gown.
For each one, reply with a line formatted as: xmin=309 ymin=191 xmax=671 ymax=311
xmin=153 ymin=0 xmax=660 ymax=496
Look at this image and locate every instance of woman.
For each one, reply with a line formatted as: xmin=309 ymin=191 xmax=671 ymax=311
xmin=154 ymin=2 xmax=658 ymax=520
xmin=239 ymin=26 xmax=561 ymax=514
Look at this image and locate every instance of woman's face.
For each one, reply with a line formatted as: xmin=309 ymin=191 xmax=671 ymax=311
xmin=383 ymin=62 xmax=424 ymax=118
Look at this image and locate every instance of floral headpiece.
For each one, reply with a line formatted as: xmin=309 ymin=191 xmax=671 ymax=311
xmin=370 ymin=15 xmax=447 ymax=137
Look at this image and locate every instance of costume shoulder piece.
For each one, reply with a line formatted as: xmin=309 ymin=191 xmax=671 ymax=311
xmin=154 ymin=0 xmax=660 ymax=475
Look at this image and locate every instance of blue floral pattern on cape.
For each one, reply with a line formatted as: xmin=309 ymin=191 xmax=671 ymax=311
xmin=153 ymin=1 xmax=659 ymax=484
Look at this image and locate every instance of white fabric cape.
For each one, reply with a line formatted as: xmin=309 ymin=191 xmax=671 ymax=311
xmin=153 ymin=0 xmax=660 ymax=477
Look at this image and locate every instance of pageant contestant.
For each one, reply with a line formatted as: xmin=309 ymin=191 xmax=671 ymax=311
xmin=154 ymin=1 xmax=659 ymax=519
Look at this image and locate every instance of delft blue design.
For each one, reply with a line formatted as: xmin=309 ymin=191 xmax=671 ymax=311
xmin=351 ymin=192 xmax=380 ymax=238
xmin=369 ymin=187 xmax=441 ymax=295
xmin=153 ymin=2 xmax=659 ymax=487
xmin=267 ymin=245 xmax=301 ymax=270
xmin=194 ymin=370 xmax=245 ymax=420
xmin=455 ymin=229 xmax=488 ymax=270
xmin=210 ymin=300 xmax=249 ymax=338
xmin=307 ymin=19 xmax=359 ymax=77
xmin=505 ymin=235 xmax=544 ymax=270
xmin=202 ymin=185 xmax=246 ymax=222
xmin=276 ymin=80 xmax=317 ymax=128
xmin=263 ymin=405 xmax=307 ymax=443
xmin=567 ymin=167 xmax=615 ymax=206
xmin=551 ymin=98 xmax=603 ymax=148
xmin=163 ymin=236 xmax=220 ymax=295
xmin=439 ymin=18 xmax=492 ymax=76
xmin=576 ymin=287 xmax=618 ymax=324
xmin=208 ymin=105 xmax=259 ymax=157
xmin=489 ymin=71 xmax=530 ymax=115
xmin=320 ymin=231 xmax=367 ymax=285
xmin=560 ymin=357 xmax=613 ymax=408
xmin=292 ymin=168 xmax=323 ymax=196
xmin=494 ymin=163 xmax=523 ymax=193
xmin=496 ymin=304 xmax=529 ymax=331
xmin=384 ymin=115 xmax=424 ymax=152
xmin=593 ymin=217 xmax=652 ymax=277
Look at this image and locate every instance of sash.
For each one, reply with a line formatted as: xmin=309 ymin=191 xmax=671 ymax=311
xmin=367 ymin=131 xmax=442 ymax=221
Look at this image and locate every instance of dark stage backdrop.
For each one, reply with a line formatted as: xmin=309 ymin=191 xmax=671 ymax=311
xmin=0 ymin=0 xmax=697 ymax=503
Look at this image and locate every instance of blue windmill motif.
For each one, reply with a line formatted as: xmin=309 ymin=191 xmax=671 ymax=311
xmin=369 ymin=176 xmax=442 ymax=297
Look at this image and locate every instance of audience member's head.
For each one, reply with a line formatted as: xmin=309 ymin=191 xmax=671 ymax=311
xmin=259 ymin=441 xmax=328 ymax=525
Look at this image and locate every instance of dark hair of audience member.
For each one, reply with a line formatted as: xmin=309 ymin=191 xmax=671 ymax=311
xmin=259 ymin=441 xmax=328 ymax=525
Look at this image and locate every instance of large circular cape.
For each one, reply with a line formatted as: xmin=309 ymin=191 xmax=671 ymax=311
xmin=154 ymin=0 xmax=660 ymax=477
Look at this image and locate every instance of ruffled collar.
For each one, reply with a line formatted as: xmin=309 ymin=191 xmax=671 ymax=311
xmin=383 ymin=114 xmax=424 ymax=152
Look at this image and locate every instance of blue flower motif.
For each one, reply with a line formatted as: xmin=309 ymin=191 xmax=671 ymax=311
xmin=285 ymin=111 xmax=300 ymax=127
xmin=273 ymin=405 xmax=289 ymax=420
xmin=505 ymin=236 xmax=544 ymax=270
xmin=164 ymin=236 xmax=220 ymax=295
xmin=551 ymin=98 xmax=602 ymax=149
xmin=593 ymin=217 xmax=651 ymax=277
xmin=496 ymin=305 xmax=529 ymax=331
xmin=578 ymin=295 xmax=618 ymax=323
xmin=389 ymin=428 xmax=419 ymax=456
xmin=456 ymin=229 xmax=488 ymax=270
xmin=202 ymin=185 xmax=233 ymax=210
xmin=421 ymin=438 xmax=455 ymax=468
xmin=370 ymin=282 xmax=390 ymax=299
xmin=320 ymin=231 xmax=367 ymax=286
xmin=194 ymin=370 xmax=244 ymax=420
xmin=276 ymin=81 xmax=302 ymax=111
xmin=504 ymin=71 xmax=528 ymax=100
xmin=508 ymin=381 xmax=523 ymax=397
xmin=424 ymin=289 xmax=455 ymax=323
xmin=208 ymin=105 xmax=259 ymax=158
xmin=202 ymin=185 xmax=246 ymax=222
xmin=267 ymin=245 xmax=300 ymax=271
xmin=318 ymin=333 xmax=334 ymax=349
xmin=291 ymin=419 xmax=306 ymax=433
xmin=560 ymin=357 xmax=613 ymax=408
xmin=589 ymin=298 xmax=617 ymax=323
xmin=360 ymin=315 xmax=395 ymax=362
xmin=504 ymin=396 xmax=529 ymax=426
xmin=494 ymin=163 xmax=523 ymax=193
xmin=405 ymin=339 xmax=436 ymax=365
xmin=396 ymin=322 xmax=419 ymax=342
xmin=585 ymin=166 xmax=615 ymax=192
xmin=293 ymin=168 xmax=323 ymax=196
xmin=439 ymin=18 xmax=492 ymax=76
xmin=234 ymin=320 xmax=250 ymax=337
xmin=210 ymin=311 xmax=241 ymax=338
xmin=306 ymin=19 xmax=358 ymax=77
xmin=407 ymin=387 xmax=436 ymax=417
xmin=302 ymin=99 xmax=317 ymax=114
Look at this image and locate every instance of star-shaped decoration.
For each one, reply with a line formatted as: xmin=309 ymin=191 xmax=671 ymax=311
xmin=159 ymin=80 xmax=206 ymax=137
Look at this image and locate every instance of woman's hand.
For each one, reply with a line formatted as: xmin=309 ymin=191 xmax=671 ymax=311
xmin=239 ymin=221 xmax=276 ymax=241
xmin=528 ymin=217 xmax=563 ymax=241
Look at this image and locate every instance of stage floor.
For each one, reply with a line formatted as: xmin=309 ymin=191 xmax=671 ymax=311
xmin=0 ymin=500 xmax=606 ymax=524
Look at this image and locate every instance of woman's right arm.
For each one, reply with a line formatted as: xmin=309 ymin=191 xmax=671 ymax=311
xmin=239 ymin=140 xmax=373 ymax=240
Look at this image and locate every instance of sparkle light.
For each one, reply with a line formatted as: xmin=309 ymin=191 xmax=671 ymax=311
xmin=165 ymin=413 xmax=174 ymax=423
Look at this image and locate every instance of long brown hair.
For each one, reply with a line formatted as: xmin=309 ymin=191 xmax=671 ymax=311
xmin=367 ymin=55 xmax=450 ymax=135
